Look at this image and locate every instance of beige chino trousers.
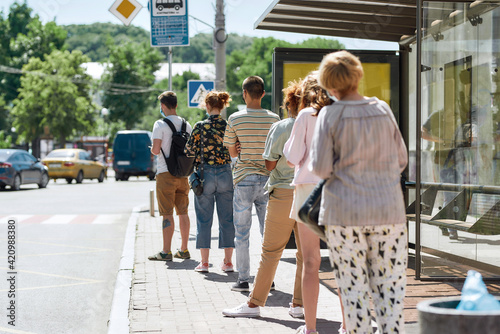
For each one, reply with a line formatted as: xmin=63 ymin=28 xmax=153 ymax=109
xmin=249 ymin=187 xmax=303 ymax=307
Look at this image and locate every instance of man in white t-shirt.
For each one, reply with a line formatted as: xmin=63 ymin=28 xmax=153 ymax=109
xmin=148 ymin=91 xmax=192 ymax=261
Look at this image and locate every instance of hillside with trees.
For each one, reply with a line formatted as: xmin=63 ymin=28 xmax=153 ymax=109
xmin=63 ymin=24 xmax=256 ymax=63
xmin=1 ymin=2 xmax=344 ymax=154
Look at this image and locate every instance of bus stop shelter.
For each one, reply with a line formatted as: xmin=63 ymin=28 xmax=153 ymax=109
xmin=255 ymin=0 xmax=500 ymax=280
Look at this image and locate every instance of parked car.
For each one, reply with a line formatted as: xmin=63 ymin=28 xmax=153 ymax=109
xmin=42 ymin=148 xmax=107 ymax=184
xmin=112 ymin=131 xmax=156 ymax=181
xmin=0 ymin=149 xmax=49 ymax=190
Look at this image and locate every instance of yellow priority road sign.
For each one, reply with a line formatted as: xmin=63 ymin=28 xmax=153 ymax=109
xmin=109 ymin=0 xmax=143 ymax=26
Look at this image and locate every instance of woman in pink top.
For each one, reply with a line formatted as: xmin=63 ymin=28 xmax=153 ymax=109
xmin=284 ymin=72 xmax=346 ymax=334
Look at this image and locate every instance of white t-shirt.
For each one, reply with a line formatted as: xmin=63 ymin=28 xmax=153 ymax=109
xmin=152 ymin=115 xmax=192 ymax=174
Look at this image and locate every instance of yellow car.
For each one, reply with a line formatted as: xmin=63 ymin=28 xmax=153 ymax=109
xmin=42 ymin=149 xmax=107 ymax=184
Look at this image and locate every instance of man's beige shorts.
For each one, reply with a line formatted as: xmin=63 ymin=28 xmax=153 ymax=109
xmin=156 ymin=172 xmax=190 ymax=216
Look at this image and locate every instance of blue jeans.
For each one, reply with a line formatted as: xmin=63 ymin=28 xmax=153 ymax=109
xmin=194 ymin=164 xmax=235 ymax=249
xmin=233 ymin=174 xmax=269 ymax=282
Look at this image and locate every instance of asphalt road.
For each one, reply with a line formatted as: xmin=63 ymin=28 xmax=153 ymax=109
xmin=0 ymin=171 xmax=156 ymax=334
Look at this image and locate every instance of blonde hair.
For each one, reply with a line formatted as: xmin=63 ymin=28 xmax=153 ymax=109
xmin=282 ymin=80 xmax=301 ymax=118
xmin=205 ymin=91 xmax=232 ymax=110
xmin=298 ymin=71 xmax=332 ymax=114
xmin=318 ymin=51 xmax=364 ymax=95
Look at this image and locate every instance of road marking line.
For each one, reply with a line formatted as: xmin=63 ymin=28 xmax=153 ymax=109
xmin=19 ymin=215 xmax=52 ymax=223
xmin=70 ymin=214 xmax=98 ymax=224
xmin=0 ymin=266 xmax=102 ymax=283
xmin=0 ymin=281 xmax=105 ymax=293
xmin=0 ymin=215 xmax=33 ymax=223
xmin=41 ymin=214 xmax=78 ymax=224
xmin=0 ymin=249 xmax=110 ymax=260
xmin=0 ymin=326 xmax=36 ymax=334
xmin=14 ymin=240 xmax=112 ymax=251
xmin=92 ymin=214 xmax=122 ymax=224
xmin=0 ymin=214 xmax=122 ymax=224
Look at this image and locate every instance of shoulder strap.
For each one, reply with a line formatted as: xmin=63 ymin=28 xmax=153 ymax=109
xmin=162 ymin=117 xmax=177 ymax=133
xmin=180 ymin=118 xmax=187 ymax=132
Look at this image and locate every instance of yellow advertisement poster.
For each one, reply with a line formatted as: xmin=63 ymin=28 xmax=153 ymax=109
xmin=283 ymin=62 xmax=391 ymax=105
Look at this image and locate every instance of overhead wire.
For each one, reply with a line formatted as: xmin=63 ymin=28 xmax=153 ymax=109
xmin=0 ymin=64 xmax=163 ymax=95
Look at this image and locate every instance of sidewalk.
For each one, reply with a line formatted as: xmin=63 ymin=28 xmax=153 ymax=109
xmin=124 ymin=192 xmax=486 ymax=334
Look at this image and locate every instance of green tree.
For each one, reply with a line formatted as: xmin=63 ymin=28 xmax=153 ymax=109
xmin=0 ymin=2 xmax=34 ymax=104
xmin=11 ymin=50 xmax=96 ymax=149
xmin=6 ymin=1 xmax=32 ymax=39
xmin=0 ymin=131 xmax=12 ymax=149
xmin=136 ymin=71 xmax=205 ymax=131
xmin=64 ymin=23 xmax=151 ymax=62
xmin=170 ymin=33 xmax=213 ymax=63
xmin=101 ymin=41 xmax=163 ymax=129
xmin=0 ymin=4 xmax=67 ymax=104
xmin=225 ymin=36 xmax=345 ymax=115
xmin=0 ymin=95 xmax=7 ymax=134
xmin=225 ymin=37 xmax=292 ymax=113
xmin=297 ymin=37 xmax=344 ymax=49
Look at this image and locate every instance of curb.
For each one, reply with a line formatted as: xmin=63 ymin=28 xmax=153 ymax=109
xmin=107 ymin=205 xmax=142 ymax=334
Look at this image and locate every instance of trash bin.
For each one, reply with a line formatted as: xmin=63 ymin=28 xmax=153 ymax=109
xmin=417 ymin=296 xmax=500 ymax=334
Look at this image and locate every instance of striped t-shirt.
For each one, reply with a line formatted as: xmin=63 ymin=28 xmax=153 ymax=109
xmin=224 ymin=108 xmax=280 ymax=184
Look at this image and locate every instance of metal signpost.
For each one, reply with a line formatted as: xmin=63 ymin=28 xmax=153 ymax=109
xmin=188 ymin=80 xmax=215 ymax=108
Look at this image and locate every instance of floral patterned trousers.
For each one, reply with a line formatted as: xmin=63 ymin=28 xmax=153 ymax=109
xmin=326 ymin=223 xmax=407 ymax=334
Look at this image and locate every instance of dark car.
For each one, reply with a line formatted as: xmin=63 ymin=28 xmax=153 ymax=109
xmin=112 ymin=131 xmax=156 ymax=181
xmin=0 ymin=149 xmax=49 ymax=190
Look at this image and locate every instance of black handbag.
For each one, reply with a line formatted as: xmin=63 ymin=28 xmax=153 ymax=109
xmin=298 ymin=179 xmax=327 ymax=242
xmin=189 ymin=124 xmax=204 ymax=196
xmin=189 ymin=171 xmax=203 ymax=196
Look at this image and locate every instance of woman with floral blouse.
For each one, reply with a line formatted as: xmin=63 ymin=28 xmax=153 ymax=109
xmin=184 ymin=91 xmax=235 ymax=273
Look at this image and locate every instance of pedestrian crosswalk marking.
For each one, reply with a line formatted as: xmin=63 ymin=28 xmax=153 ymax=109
xmin=41 ymin=214 xmax=78 ymax=224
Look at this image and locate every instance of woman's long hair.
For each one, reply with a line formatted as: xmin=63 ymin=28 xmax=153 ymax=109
xmin=298 ymin=71 xmax=332 ymax=116
xmin=282 ymin=80 xmax=301 ymax=118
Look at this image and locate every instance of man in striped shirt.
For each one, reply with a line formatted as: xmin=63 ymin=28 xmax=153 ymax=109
xmin=224 ymin=76 xmax=280 ymax=291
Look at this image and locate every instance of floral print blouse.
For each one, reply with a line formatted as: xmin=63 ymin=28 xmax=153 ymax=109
xmin=184 ymin=114 xmax=232 ymax=167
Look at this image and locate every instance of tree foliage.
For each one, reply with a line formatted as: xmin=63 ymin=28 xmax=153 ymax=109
xmin=64 ymin=23 xmax=150 ymax=62
xmin=0 ymin=131 xmax=13 ymax=149
xmin=224 ymin=36 xmax=345 ymax=115
xmin=10 ymin=50 xmax=96 ymax=146
xmin=62 ymin=24 xmax=257 ymax=64
xmin=101 ymin=41 xmax=163 ymax=130
xmin=0 ymin=3 xmax=67 ymax=103
xmin=136 ymin=71 xmax=206 ymax=132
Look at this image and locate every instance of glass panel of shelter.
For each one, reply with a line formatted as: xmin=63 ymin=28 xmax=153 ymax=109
xmin=413 ymin=2 xmax=500 ymax=279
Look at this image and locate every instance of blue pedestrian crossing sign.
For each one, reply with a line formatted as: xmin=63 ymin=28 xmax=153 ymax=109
xmin=188 ymin=80 xmax=215 ymax=108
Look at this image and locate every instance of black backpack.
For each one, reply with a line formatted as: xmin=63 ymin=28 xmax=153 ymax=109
xmin=160 ymin=117 xmax=195 ymax=177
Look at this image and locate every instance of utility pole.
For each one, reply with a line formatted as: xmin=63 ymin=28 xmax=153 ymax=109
xmin=214 ymin=0 xmax=227 ymax=118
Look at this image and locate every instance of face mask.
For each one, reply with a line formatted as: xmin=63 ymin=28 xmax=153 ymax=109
xmin=160 ymin=107 xmax=167 ymax=118
xmin=327 ymin=91 xmax=339 ymax=102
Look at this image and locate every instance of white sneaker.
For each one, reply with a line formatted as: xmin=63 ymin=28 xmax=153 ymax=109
xmin=296 ymin=325 xmax=319 ymax=334
xmin=338 ymin=324 xmax=347 ymax=334
xmin=288 ymin=302 xmax=304 ymax=318
xmin=222 ymin=303 xmax=260 ymax=317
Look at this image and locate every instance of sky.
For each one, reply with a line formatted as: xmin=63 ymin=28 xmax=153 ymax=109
xmin=0 ymin=0 xmax=398 ymax=50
